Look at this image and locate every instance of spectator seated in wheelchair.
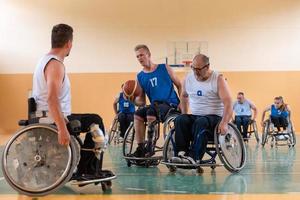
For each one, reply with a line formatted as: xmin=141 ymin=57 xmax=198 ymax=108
xmin=232 ymin=92 xmax=258 ymax=141
xmin=261 ymin=96 xmax=292 ymax=141
xmin=125 ymin=44 xmax=182 ymax=158
xmin=171 ymin=54 xmax=234 ymax=165
xmin=111 ymin=89 xmax=135 ymax=141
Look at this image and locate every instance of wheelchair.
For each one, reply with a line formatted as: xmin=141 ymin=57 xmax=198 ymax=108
xmin=2 ymin=98 xmax=116 ymax=196
xmin=122 ymin=105 xmax=180 ymax=167
xmin=161 ymin=122 xmax=247 ymax=173
xmin=232 ymin=119 xmax=259 ymax=143
xmin=261 ymin=118 xmax=296 ymax=148
xmin=108 ymin=114 xmax=122 ymax=145
xmin=246 ymin=120 xmax=259 ymax=143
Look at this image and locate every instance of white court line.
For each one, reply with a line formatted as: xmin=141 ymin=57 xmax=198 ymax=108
xmin=209 ymin=192 xmax=235 ymax=195
xmin=125 ymin=187 xmax=146 ymax=191
xmin=163 ymin=190 xmax=187 ymax=194
xmin=0 ymin=177 xmax=5 ymax=181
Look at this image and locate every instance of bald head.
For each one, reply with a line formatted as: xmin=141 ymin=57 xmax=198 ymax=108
xmin=193 ymin=54 xmax=210 ymax=65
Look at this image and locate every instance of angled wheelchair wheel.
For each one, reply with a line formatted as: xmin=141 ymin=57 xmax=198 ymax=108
xmin=2 ymin=124 xmax=78 ymax=196
xmin=252 ymin=121 xmax=259 ymax=143
xmin=108 ymin=117 xmax=118 ymax=144
xmin=122 ymin=122 xmax=135 ymax=157
xmin=289 ymin=123 xmax=296 ymax=147
xmin=214 ymin=123 xmax=246 ymax=173
xmin=162 ymin=114 xmax=179 ymax=139
xmin=162 ymin=129 xmax=177 ymax=172
xmin=261 ymin=122 xmax=269 ymax=147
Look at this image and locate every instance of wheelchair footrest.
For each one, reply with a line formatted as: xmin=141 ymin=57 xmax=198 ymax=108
xmin=124 ymin=156 xmax=162 ymax=167
xmin=161 ymin=161 xmax=223 ymax=168
xmin=70 ymin=171 xmax=116 ymax=185
xmin=124 ymin=155 xmax=163 ymax=161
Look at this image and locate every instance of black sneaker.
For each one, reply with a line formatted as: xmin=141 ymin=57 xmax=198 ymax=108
xmin=145 ymin=141 xmax=155 ymax=157
xmin=131 ymin=146 xmax=146 ymax=157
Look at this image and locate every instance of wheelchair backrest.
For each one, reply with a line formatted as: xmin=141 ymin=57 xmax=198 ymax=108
xmin=28 ymin=97 xmax=37 ymax=120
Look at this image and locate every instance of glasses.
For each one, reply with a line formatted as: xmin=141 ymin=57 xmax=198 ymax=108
xmin=191 ymin=64 xmax=209 ymax=72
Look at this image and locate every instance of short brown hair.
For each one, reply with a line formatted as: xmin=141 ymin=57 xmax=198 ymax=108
xmin=51 ymin=24 xmax=73 ymax=48
xmin=134 ymin=44 xmax=150 ymax=54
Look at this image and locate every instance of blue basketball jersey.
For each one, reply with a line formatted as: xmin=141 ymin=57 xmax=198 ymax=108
xmin=118 ymin=93 xmax=135 ymax=114
xmin=137 ymin=64 xmax=179 ymax=106
xmin=271 ymin=104 xmax=288 ymax=118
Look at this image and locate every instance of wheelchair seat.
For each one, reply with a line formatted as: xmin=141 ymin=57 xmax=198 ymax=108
xmin=161 ymin=122 xmax=247 ymax=173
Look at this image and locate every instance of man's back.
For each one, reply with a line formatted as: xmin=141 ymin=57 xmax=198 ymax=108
xmin=32 ymin=54 xmax=71 ymax=116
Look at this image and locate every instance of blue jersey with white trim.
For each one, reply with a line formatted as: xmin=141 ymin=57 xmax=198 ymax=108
xmin=271 ymin=104 xmax=288 ymax=118
xmin=137 ymin=64 xmax=179 ymax=106
xmin=118 ymin=93 xmax=135 ymax=114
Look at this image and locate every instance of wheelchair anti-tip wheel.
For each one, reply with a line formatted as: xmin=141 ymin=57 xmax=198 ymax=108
xmin=215 ymin=123 xmax=247 ymax=173
xmin=2 ymin=124 xmax=79 ymax=196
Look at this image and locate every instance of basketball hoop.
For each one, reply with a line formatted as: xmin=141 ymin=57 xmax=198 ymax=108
xmin=182 ymin=60 xmax=192 ymax=68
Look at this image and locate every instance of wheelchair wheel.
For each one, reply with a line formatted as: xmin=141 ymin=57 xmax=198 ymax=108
xmin=289 ymin=123 xmax=296 ymax=147
xmin=2 ymin=124 xmax=78 ymax=196
xmin=162 ymin=129 xmax=177 ymax=172
xmin=122 ymin=122 xmax=135 ymax=157
xmin=162 ymin=114 xmax=179 ymax=139
xmin=252 ymin=121 xmax=259 ymax=143
xmin=108 ymin=117 xmax=118 ymax=144
xmin=214 ymin=123 xmax=246 ymax=173
xmin=261 ymin=122 xmax=269 ymax=147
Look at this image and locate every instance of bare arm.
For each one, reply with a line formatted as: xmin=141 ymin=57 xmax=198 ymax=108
xmin=218 ymin=75 xmax=233 ymax=134
xmin=166 ymin=64 xmax=182 ymax=97
xmin=249 ymin=101 xmax=258 ymax=120
xmin=287 ymin=105 xmax=292 ymax=121
xmin=113 ymin=95 xmax=119 ymax=115
xmin=261 ymin=106 xmax=271 ymax=126
xmin=45 ymin=60 xmax=70 ymax=146
xmin=133 ymin=81 xmax=146 ymax=106
xmin=179 ymin=78 xmax=189 ymax=114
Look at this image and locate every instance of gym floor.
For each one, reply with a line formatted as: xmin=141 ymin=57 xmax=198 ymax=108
xmin=0 ymin=134 xmax=300 ymax=200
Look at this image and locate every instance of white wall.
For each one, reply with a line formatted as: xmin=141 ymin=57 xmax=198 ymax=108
xmin=1 ymin=0 xmax=300 ymax=73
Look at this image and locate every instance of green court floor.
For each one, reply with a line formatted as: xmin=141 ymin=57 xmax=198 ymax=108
xmin=0 ymin=137 xmax=299 ymax=195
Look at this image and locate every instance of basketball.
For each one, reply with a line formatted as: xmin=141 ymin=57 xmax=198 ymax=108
xmin=122 ymin=80 xmax=141 ymax=100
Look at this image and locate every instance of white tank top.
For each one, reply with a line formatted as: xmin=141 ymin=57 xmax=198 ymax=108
xmin=32 ymin=54 xmax=71 ymax=117
xmin=185 ymin=71 xmax=224 ymax=117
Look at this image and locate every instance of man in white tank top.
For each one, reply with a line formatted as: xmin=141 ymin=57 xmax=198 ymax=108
xmin=32 ymin=24 xmax=107 ymax=177
xmin=173 ymin=54 xmax=233 ymax=164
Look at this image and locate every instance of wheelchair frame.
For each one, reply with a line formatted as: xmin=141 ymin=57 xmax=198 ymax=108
xmin=122 ymin=107 xmax=180 ymax=168
xmin=161 ymin=122 xmax=247 ymax=173
xmin=108 ymin=114 xmax=122 ymax=145
xmin=233 ymin=119 xmax=259 ymax=143
xmin=261 ymin=118 xmax=296 ymax=148
xmin=245 ymin=120 xmax=259 ymax=143
xmin=1 ymin=98 xmax=116 ymax=196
